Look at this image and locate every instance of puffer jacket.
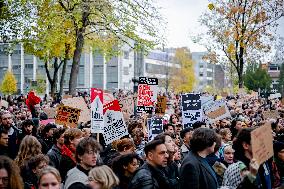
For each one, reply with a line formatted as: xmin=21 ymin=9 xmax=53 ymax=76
xmin=128 ymin=162 xmax=171 ymax=189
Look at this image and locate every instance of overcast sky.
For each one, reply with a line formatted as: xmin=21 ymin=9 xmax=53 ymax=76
xmin=158 ymin=0 xmax=284 ymax=52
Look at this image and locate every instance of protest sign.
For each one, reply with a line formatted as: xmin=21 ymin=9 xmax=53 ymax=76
xmin=155 ymin=96 xmax=167 ymax=115
xmin=0 ymin=100 xmax=8 ymax=109
xmin=181 ymin=93 xmax=202 ymax=128
xmin=251 ymin=123 xmax=273 ymax=165
xmin=55 ymin=105 xmax=81 ymax=128
xmin=43 ymin=107 xmax=57 ymax=119
xmin=201 ymin=95 xmax=214 ymax=108
xmin=103 ymin=92 xmax=115 ymax=104
xmin=263 ymin=110 xmax=280 ymax=120
xmin=90 ymin=88 xmax=104 ymax=133
xmin=203 ymin=100 xmax=231 ymax=123
xmin=119 ymin=96 xmax=134 ymax=120
xmin=137 ymin=77 xmax=158 ymax=113
xmin=103 ymin=100 xmax=128 ymax=145
xmin=63 ymin=95 xmax=72 ymax=99
xmin=268 ymin=93 xmax=281 ymax=100
xmin=148 ymin=117 xmax=163 ymax=140
xmin=62 ymin=97 xmax=90 ymax=123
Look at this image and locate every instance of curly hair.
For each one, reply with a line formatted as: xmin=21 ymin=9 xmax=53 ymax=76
xmin=63 ymin=128 xmax=83 ymax=146
xmin=0 ymin=155 xmax=24 ymax=189
xmin=14 ymin=135 xmax=42 ymax=168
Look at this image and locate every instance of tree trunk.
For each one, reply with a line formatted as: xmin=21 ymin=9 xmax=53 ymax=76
xmin=238 ymin=46 xmax=245 ymax=89
xmin=60 ymin=44 xmax=70 ymax=96
xmin=44 ymin=58 xmax=62 ymax=97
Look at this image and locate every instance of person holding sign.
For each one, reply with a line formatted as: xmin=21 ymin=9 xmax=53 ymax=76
xmin=223 ymin=128 xmax=272 ymax=188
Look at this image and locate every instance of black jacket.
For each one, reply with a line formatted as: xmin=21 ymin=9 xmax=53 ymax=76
xmin=128 ymin=162 xmax=171 ymax=189
xmin=180 ymin=151 xmax=218 ymax=189
xmin=47 ymin=145 xmax=62 ymax=170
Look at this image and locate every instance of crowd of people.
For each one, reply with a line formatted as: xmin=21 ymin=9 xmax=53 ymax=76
xmin=0 ymin=90 xmax=284 ymax=189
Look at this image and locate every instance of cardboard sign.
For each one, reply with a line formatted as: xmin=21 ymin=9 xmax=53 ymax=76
xmin=119 ymin=96 xmax=134 ymax=120
xmin=251 ymin=123 xmax=273 ymax=165
xmin=43 ymin=108 xmax=57 ymax=119
xmin=103 ymin=110 xmax=128 ymax=145
xmin=55 ymin=105 xmax=81 ymax=128
xmin=103 ymin=100 xmax=121 ymax=114
xmin=0 ymin=100 xmax=8 ymax=108
xmin=204 ymin=100 xmax=231 ymax=123
xmin=281 ymin=98 xmax=284 ymax=105
xmin=201 ymin=95 xmax=214 ymax=108
xmin=181 ymin=93 xmax=202 ymax=128
xmin=263 ymin=110 xmax=280 ymax=120
xmin=63 ymin=95 xmax=72 ymax=99
xmin=104 ymin=92 xmax=115 ymax=104
xmin=155 ymin=96 xmax=167 ymax=115
xmin=62 ymin=97 xmax=90 ymax=123
xmin=90 ymin=88 xmax=104 ymax=133
xmin=137 ymin=77 xmax=158 ymax=113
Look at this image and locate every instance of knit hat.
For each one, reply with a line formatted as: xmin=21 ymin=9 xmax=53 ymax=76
xmin=273 ymin=141 xmax=284 ymax=156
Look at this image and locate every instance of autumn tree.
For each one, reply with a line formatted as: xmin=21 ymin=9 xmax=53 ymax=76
xmin=170 ymin=47 xmax=195 ymax=93
xmin=197 ymin=0 xmax=284 ymax=88
xmin=0 ymin=71 xmax=17 ymax=95
xmin=56 ymin=0 xmax=164 ymax=95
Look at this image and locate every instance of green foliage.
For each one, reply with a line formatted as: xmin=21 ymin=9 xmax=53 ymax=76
xmin=0 ymin=71 xmax=17 ymax=95
xmin=30 ymin=76 xmax=46 ymax=94
xmin=244 ymin=64 xmax=272 ymax=91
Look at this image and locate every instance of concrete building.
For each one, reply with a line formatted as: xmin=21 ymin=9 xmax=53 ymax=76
xmin=192 ymin=52 xmax=215 ymax=92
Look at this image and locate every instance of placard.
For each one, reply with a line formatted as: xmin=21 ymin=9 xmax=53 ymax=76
xmin=55 ymin=105 xmax=81 ymax=128
xmin=103 ymin=110 xmax=128 ymax=145
xmin=201 ymin=95 xmax=214 ymax=108
xmin=137 ymin=77 xmax=158 ymax=113
xmin=203 ymin=100 xmax=231 ymax=123
xmin=119 ymin=96 xmax=134 ymax=120
xmin=181 ymin=93 xmax=202 ymax=128
xmin=155 ymin=96 xmax=167 ymax=115
xmin=0 ymin=100 xmax=8 ymax=109
xmin=103 ymin=100 xmax=121 ymax=114
xmin=90 ymin=88 xmax=104 ymax=133
xmin=263 ymin=110 xmax=280 ymax=120
xmin=104 ymin=92 xmax=115 ymax=104
xmin=268 ymin=93 xmax=281 ymax=100
xmin=43 ymin=107 xmax=57 ymax=119
xmin=62 ymin=97 xmax=90 ymax=123
xmin=251 ymin=123 xmax=274 ymax=165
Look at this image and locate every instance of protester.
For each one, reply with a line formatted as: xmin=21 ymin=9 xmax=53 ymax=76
xmin=128 ymin=139 xmax=170 ymax=189
xmin=112 ymin=153 xmax=140 ymax=189
xmin=0 ymin=155 xmax=24 ymax=189
xmin=163 ymin=124 xmax=175 ymax=134
xmin=180 ymin=128 xmax=218 ymax=189
xmin=180 ymin=127 xmax=193 ymax=160
xmin=63 ymin=137 xmax=101 ymax=189
xmin=272 ymin=141 xmax=284 ymax=187
xmin=47 ymin=128 xmax=66 ymax=170
xmin=38 ymin=166 xmax=61 ymax=189
xmin=88 ymin=165 xmax=119 ymax=189
xmin=59 ymin=128 xmax=83 ymax=179
xmin=38 ymin=123 xmax=57 ymax=154
xmin=0 ymin=129 xmax=9 ymax=157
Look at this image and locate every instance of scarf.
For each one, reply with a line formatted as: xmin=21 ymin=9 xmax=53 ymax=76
xmin=61 ymin=145 xmax=76 ymax=163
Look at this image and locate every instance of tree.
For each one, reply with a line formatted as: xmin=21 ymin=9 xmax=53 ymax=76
xmin=170 ymin=48 xmax=195 ymax=93
xmin=30 ymin=75 xmax=46 ymax=94
xmin=197 ymin=0 xmax=284 ymax=88
xmin=56 ymin=0 xmax=164 ymax=95
xmin=244 ymin=63 xmax=272 ymax=91
xmin=0 ymin=71 xmax=17 ymax=95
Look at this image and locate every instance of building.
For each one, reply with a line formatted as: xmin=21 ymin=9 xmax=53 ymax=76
xmin=191 ymin=52 xmax=215 ymax=91
xmin=0 ymin=43 xmax=181 ymax=94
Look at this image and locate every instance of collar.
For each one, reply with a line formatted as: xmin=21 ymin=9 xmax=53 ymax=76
xmin=77 ymin=165 xmax=90 ymax=176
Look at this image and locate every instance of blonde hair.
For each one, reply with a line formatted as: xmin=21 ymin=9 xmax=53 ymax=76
xmin=38 ymin=166 xmax=61 ymax=185
xmin=15 ymin=135 xmax=42 ymax=168
xmin=88 ymin=165 xmax=119 ymax=189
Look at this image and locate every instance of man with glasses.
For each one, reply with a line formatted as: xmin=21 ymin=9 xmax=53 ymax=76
xmin=64 ymin=137 xmax=102 ymax=189
xmin=0 ymin=111 xmax=21 ymax=159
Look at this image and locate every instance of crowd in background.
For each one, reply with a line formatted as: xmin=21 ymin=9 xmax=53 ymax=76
xmin=0 ymin=90 xmax=284 ymax=189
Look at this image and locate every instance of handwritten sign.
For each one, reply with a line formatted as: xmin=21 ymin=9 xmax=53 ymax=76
xmin=263 ymin=110 xmax=280 ymax=120
xmin=149 ymin=117 xmax=163 ymax=140
xmin=181 ymin=93 xmax=202 ymax=128
xmin=62 ymin=97 xmax=90 ymax=123
xmin=204 ymin=100 xmax=231 ymax=124
xmin=55 ymin=105 xmax=81 ymax=128
xmin=155 ymin=96 xmax=167 ymax=115
xmin=137 ymin=77 xmax=158 ymax=113
xmin=251 ymin=123 xmax=274 ymax=165
xmin=90 ymin=88 xmax=104 ymax=133
xmin=43 ymin=108 xmax=57 ymax=119
xmin=119 ymin=96 xmax=134 ymax=120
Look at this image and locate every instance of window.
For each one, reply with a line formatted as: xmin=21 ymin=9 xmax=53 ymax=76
xmin=124 ymin=51 xmax=129 ymax=59
xmin=123 ymin=67 xmax=129 ymax=75
xmin=199 ymin=73 xmax=204 ymax=77
xmin=199 ymin=64 xmax=204 ymax=68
